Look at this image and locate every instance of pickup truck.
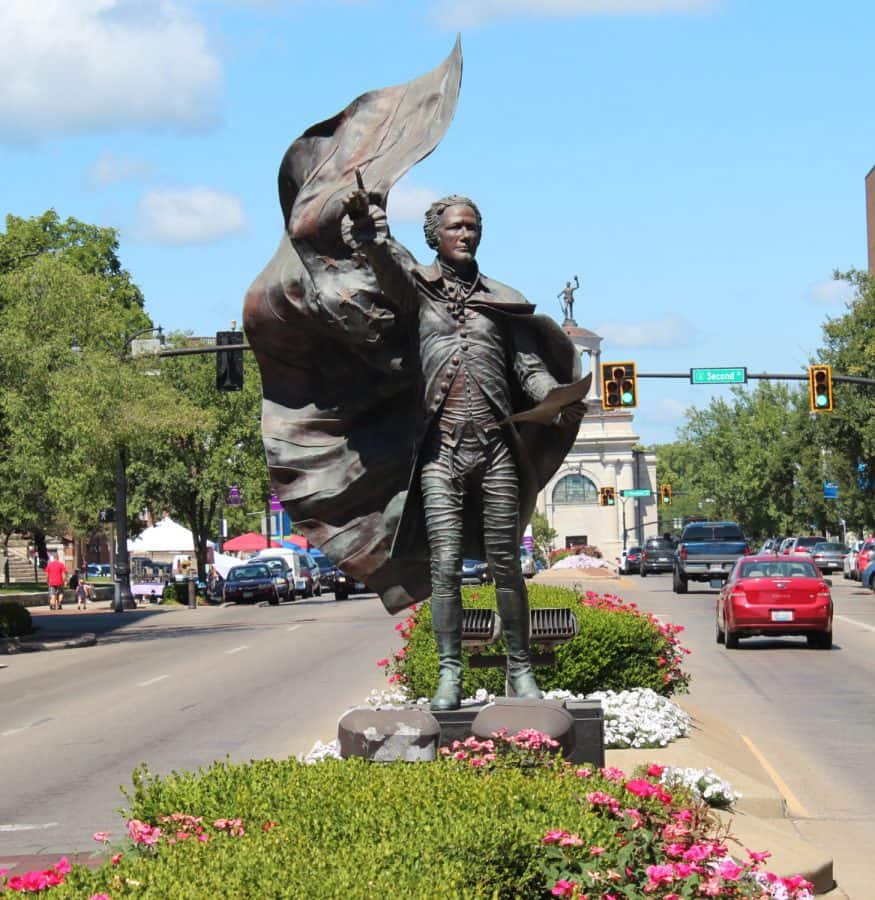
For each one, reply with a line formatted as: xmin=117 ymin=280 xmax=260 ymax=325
xmin=673 ymin=521 xmax=749 ymax=593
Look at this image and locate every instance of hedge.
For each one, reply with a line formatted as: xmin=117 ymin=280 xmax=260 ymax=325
xmin=0 ymin=601 xmax=33 ymax=638
xmin=390 ymin=584 xmax=689 ymax=701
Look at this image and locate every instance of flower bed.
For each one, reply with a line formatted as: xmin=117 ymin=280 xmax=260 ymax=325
xmin=15 ymin=734 xmax=813 ymax=899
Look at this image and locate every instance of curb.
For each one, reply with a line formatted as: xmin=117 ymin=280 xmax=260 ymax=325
xmin=0 ymin=632 xmax=97 ymax=654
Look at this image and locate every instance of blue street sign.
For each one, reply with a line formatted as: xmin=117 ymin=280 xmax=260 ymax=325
xmin=823 ymin=481 xmax=839 ymax=500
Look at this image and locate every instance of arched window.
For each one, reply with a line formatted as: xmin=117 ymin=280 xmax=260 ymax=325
xmin=552 ymin=473 xmax=598 ymax=506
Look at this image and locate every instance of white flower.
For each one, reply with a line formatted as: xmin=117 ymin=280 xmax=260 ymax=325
xmin=300 ymin=740 xmax=341 ymax=764
xmin=660 ymin=766 xmax=741 ymax=808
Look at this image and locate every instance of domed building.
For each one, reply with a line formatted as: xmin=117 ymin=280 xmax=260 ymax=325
xmin=535 ymin=321 xmax=658 ymax=561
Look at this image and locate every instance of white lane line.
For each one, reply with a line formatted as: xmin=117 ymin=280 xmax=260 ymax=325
xmin=287 ymin=625 xmax=302 ymax=632
xmin=138 ymin=674 xmax=170 ymax=687
xmin=225 ymin=645 xmax=249 ymax=654
xmin=2 ymin=718 xmax=51 ymax=737
xmin=0 ymin=822 xmax=59 ymax=832
xmin=835 ymin=614 xmax=875 ymax=634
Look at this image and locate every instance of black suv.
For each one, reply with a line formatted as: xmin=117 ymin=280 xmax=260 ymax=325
xmin=640 ymin=537 xmax=676 ymax=576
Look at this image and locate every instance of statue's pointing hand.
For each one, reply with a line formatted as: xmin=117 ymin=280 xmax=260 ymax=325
xmin=341 ymin=170 xmax=389 ymax=250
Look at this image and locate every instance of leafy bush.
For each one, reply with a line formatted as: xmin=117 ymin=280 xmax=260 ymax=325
xmin=39 ymin=752 xmax=813 ymax=900
xmin=0 ymin=601 xmax=33 ymax=638
xmin=391 ymin=585 xmax=690 ymax=701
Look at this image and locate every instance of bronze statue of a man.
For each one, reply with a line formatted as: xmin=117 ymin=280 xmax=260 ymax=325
xmin=243 ymin=42 xmax=588 ymax=711
xmin=339 ymin=188 xmax=584 ymax=708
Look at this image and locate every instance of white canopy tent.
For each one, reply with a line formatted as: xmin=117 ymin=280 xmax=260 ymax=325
xmin=211 ymin=551 xmax=241 ymax=579
xmin=128 ymin=517 xmax=214 ymax=554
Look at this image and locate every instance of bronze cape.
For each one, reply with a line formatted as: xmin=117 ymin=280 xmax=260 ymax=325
xmin=243 ymin=42 xmax=581 ymax=613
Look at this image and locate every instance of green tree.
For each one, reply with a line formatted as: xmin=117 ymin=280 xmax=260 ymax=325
xmin=672 ymin=381 xmax=820 ymax=538
xmin=529 ymin=510 xmax=556 ymax=565
xmin=129 ymin=340 xmax=267 ymax=579
xmin=814 ymin=269 xmax=875 ymax=535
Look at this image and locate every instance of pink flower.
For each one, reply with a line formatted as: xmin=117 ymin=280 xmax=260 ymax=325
xmin=600 ymin=766 xmax=626 ymax=782
xmin=110 ymin=854 xmax=123 ymax=866
xmin=559 ymin=834 xmax=583 ymax=847
xmin=574 ymin=767 xmax=592 ymax=778
xmin=53 ymin=857 xmax=72 ymax=876
xmin=89 ymin=894 xmax=113 ymax=900
xmin=682 ymin=843 xmax=712 ymax=862
xmin=747 ymin=848 xmax=771 ymax=863
xmin=716 ymin=858 xmax=743 ymax=881
xmin=646 ymin=764 xmax=665 ymax=777
xmin=93 ymin=832 xmax=111 ymax=844
xmin=699 ymin=876 xmax=723 ymax=896
xmin=663 ymin=842 xmax=686 ymax=857
xmin=542 ymin=829 xmax=570 ymax=845
xmin=7 ymin=870 xmax=50 ymax=892
xmin=589 ymin=846 xmax=605 ymax=856
xmin=551 ymin=879 xmax=578 ymax=897
xmin=644 ymin=864 xmax=675 ymax=886
xmin=376 ymin=658 xmax=389 ymax=667
xmin=624 ymin=778 xmax=657 ymax=798
xmin=0 ymin=868 xmax=7 ymax=878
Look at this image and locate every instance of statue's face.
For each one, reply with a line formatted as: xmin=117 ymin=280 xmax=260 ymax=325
xmin=437 ymin=204 xmax=480 ymax=266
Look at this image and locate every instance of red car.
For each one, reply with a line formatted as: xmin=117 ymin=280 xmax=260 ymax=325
xmin=854 ymin=540 xmax=875 ymax=580
xmin=716 ymin=555 xmax=833 ymax=650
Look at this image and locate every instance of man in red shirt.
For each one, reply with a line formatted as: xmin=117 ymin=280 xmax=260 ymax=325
xmin=45 ymin=553 xmax=67 ymax=611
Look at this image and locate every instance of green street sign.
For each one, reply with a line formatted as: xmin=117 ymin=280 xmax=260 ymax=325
xmin=621 ymin=488 xmax=651 ymax=498
xmin=690 ymin=367 xmax=747 ymax=385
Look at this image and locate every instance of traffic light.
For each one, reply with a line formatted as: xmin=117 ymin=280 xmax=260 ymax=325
xmin=601 ymin=362 xmax=637 ymax=409
xmin=216 ymin=330 xmax=244 ymax=391
xmin=660 ymin=484 xmax=672 ymax=505
xmin=599 ymin=486 xmax=616 ymax=507
xmin=808 ymin=364 xmax=833 ymax=412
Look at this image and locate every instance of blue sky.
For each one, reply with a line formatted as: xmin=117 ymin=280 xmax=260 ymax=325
xmin=2 ymin=0 xmax=873 ymax=445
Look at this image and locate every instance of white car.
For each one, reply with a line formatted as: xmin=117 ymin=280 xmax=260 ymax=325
xmin=844 ymin=540 xmax=863 ymax=579
xmin=519 ymin=546 xmax=536 ymax=578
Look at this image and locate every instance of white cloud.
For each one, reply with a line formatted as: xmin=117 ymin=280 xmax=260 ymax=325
xmin=387 ymin=182 xmax=441 ymax=223
xmin=87 ymin=153 xmax=154 ymax=188
xmin=595 ymin=314 xmax=696 ymax=349
xmin=135 ymin=187 xmax=246 ymax=245
xmin=0 ymin=0 xmax=222 ymax=142
xmin=806 ymin=279 xmax=854 ymax=307
xmin=430 ymin=0 xmax=718 ymax=29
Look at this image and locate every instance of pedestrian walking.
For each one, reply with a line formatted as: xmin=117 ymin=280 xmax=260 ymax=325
xmin=75 ymin=577 xmax=89 ymax=610
xmin=45 ymin=552 xmax=67 ymax=611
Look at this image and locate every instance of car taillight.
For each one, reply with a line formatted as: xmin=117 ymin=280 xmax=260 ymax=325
xmin=730 ymin=587 xmax=747 ymax=602
xmin=680 ymin=546 xmax=687 ymax=561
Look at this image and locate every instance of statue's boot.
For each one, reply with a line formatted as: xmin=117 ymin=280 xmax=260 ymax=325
xmin=430 ymin=598 xmax=462 ymax=710
xmin=430 ymin=631 xmax=462 ymax=710
xmin=496 ymin=587 xmax=543 ymax=700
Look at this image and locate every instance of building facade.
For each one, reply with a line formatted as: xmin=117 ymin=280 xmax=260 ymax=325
xmin=535 ymin=323 xmax=658 ymax=562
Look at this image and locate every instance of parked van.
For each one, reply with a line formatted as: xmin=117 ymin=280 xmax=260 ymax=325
xmin=253 ymin=548 xmax=322 ymax=598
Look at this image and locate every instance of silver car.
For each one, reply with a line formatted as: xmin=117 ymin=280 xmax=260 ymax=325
xmin=811 ymin=541 xmax=847 ymax=574
xmin=519 ymin=546 xmax=536 ymax=578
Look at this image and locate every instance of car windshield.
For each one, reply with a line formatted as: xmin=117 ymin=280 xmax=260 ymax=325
xmin=739 ymin=560 xmax=819 ymax=579
xmin=683 ymin=525 xmax=745 ymax=541
xmin=646 ymin=539 xmax=674 ymax=550
xmin=627 ymin=547 xmax=642 ymax=555
xmin=795 ymin=536 xmax=824 ymax=548
xmin=229 ymin=565 xmax=270 ymax=581
xmin=315 ymin=557 xmax=334 ymax=572
xmin=258 ymin=559 xmax=286 ymax=573
xmin=813 ymin=542 xmax=846 ymax=553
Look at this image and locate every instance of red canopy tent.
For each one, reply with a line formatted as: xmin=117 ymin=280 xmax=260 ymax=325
xmin=222 ymin=532 xmax=282 ymax=553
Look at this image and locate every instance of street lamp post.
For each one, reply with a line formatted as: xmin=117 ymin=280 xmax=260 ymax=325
xmin=113 ymin=444 xmax=136 ymax=611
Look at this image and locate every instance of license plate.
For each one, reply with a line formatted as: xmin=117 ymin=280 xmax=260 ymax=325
xmin=771 ymin=610 xmax=794 ymax=622
xmin=243 ymin=591 xmax=254 ymax=599
xmin=709 ymin=564 xmax=725 ymax=572
xmin=296 ymin=580 xmax=307 ymax=590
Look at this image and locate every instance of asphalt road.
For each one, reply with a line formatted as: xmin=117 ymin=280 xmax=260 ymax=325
xmin=0 ymin=592 xmax=401 ymax=857
xmin=611 ymin=568 xmax=875 ymax=893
